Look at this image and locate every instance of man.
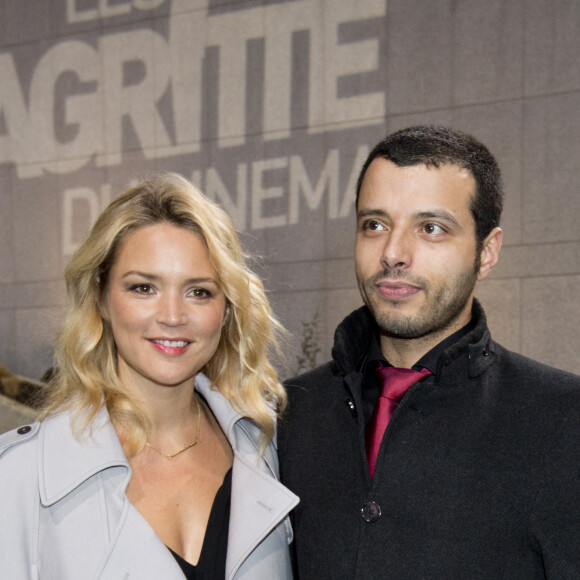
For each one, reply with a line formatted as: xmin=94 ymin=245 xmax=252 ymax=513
xmin=279 ymin=126 xmax=580 ymax=579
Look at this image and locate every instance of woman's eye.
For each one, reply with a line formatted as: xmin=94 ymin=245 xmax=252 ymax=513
xmin=130 ymin=284 xmax=154 ymax=294
xmin=189 ymin=288 xmax=211 ymax=298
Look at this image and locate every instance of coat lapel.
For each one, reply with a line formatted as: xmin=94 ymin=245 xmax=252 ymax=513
xmin=38 ymin=409 xmax=185 ymax=579
xmin=38 ymin=408 xmax=128 ymax=506
xmin=95 ymin=504 xmax=186 ymax=579
xmin=195 ymin=374 xmax=298 ymax=579
xmin=226 ymin=454 xmax=298 ymax=578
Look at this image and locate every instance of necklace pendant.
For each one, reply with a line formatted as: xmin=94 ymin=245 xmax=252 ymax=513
xmin=144 ymin=394 xmax=202 ymax=459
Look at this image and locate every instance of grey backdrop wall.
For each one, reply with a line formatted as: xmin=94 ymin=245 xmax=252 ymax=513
xmin=0 ymin=0 xmax=579 ymax=384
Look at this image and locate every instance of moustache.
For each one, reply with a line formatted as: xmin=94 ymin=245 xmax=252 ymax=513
xmin=369 ymin=268 xmax=427 ymax=289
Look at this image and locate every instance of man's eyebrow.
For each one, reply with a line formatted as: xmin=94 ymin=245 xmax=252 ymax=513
xmin=356 ymin=208 xmax=388 ymax=220
xmin=415 ymin=210 xmax=462 ymax=229
xmin=356 ymin=208 xmax=464 ymax=231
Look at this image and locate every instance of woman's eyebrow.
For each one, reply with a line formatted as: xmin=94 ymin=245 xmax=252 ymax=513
xmin=120 ymin=271 xmax=219 ymax=285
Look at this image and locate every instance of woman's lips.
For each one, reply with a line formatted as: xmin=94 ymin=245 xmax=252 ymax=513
xmin=149 ymin=338 xmax=191 ymax=355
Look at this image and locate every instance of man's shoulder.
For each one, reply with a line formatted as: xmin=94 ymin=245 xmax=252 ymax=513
xmin=283 ymin=360 xmax=347 ymax=405
xmin=492 ymin=343 xmax=580 ymax=414
xmin=279 ymin=362 xmax=348 ymax=453
xmin=494 ymin=342 xmax=580 ymax=385
xmin=285 ymin=360 xmax=337 ymax=384
xmin=284 ymin=359 xmax=345 ymax=389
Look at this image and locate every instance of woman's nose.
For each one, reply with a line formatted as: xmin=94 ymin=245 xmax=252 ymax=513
xmin=157 ymin=292 xmax=187 ymax=326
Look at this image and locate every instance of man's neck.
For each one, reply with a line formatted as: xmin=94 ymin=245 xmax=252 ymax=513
xmin=379 ymin=334 xmax=439 ymax=369
xmin=379 ymin=315 xmax=474 ymax=369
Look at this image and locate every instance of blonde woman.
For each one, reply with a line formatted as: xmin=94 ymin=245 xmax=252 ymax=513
xmin=0 ymin=173 xmax=298 ymax=579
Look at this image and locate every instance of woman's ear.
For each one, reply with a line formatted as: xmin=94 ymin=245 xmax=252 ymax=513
xmin=98 ymin=300 xmax=109 ymax=322
xmin=222 ymin=303 xmax=231 ymax=327
xmin=97 ymin=277 xmax=110 ymax=321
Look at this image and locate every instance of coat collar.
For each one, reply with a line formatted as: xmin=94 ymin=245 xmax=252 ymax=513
xmin=38 ymin=406 xmax=129 ymax=507
xmin=331 ymin=299 xmax=493 ymax=380
xmin=194 ymin=373 xmax=281 ymax=476
xmin=195 ymin=373 xmax=246 ymax=442
xmin=37 ymin=373 xmax=249 ymax=506
xmin=38 ymin=374 xmax=281 ymax=507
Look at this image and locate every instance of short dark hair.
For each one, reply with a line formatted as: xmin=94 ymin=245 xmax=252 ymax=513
xmin=356 ymin=126 xmax=504 ymax=246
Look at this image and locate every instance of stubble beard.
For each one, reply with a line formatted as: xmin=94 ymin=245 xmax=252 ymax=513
xmin=357 ymin=260 xmax=480 ymax=340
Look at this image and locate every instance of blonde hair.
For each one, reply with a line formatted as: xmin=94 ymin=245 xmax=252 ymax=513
xmin=40 ymin=173 xmax=286 ymax=456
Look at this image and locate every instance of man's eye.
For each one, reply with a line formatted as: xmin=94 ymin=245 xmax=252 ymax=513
xmin=423 ymin=223 xmax=444 ymax=235
xmin=364 ymin=220 xmax=385 ymax=231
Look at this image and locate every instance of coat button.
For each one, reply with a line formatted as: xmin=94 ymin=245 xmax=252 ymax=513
xmin=361 ymin=501 xmax=381 ymax=523
xmin=17 ymin=425 xmax=32 ymax=435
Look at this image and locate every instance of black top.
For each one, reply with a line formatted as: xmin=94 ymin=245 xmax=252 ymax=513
xmin=169 ymin=467 xmax=232 ymax=580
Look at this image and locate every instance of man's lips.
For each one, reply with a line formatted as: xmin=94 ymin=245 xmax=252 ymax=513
xmin=375 ymin=281 xmax=422 ymax=300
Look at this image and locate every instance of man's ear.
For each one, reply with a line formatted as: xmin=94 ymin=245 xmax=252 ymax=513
xmin=477 ymin=227 xmax=502 ymax=281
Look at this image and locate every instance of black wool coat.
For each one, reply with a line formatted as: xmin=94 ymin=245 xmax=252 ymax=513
xmin=279 ymin=302 xmax=580 ymax=579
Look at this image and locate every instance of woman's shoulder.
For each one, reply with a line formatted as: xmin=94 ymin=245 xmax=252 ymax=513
xmin=0 ymin=423 xmax=40 ymax=494
xmin=0 ymin=422 xmax=40 ymax=457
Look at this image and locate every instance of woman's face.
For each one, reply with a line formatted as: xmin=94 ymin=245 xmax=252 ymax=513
xmin=103 ymin=222 xmax=227 ymax=395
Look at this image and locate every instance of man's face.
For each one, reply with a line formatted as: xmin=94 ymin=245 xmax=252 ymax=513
xmin=355 ymin=158 xmax=495 ymax=343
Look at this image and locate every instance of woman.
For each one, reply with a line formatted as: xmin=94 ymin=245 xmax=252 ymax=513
xmin=0 ymin=173 xmax=298 ymax=579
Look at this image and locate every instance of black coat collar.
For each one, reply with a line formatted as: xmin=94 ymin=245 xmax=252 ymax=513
xmin=331 ymin=299 xmax=493 ymax=380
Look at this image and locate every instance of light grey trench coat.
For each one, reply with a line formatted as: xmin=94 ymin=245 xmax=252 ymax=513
xmin=0 ymin=373 xmax=298 ymax=579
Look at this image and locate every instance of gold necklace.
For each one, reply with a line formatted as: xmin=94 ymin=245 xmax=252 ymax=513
xmin=145 ymin=394 xmax=202 ymax=459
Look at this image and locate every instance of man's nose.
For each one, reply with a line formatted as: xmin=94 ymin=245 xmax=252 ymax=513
xmin=380 ymin=228 xmax=413 ymax=270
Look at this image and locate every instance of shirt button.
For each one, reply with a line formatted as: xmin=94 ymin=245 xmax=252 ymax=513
xmin=17 ymin=425 xmax=32 ymax=435
xmin=361 ymin=501 xmax=381 ymax=523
